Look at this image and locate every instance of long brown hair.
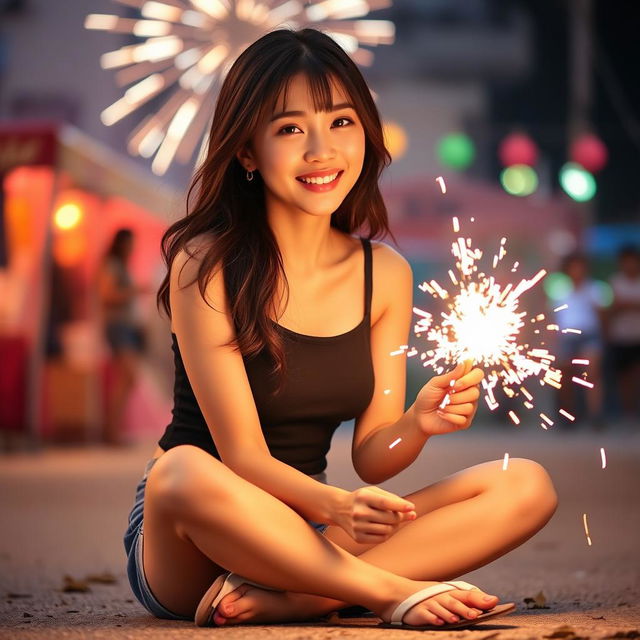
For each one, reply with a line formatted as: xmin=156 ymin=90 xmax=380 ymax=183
xmin=157 ymin=27 xmax=394 ymax=390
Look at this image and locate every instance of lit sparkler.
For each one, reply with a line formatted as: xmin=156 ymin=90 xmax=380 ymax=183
xmin=409 ymin=217 xmax=570 ymax=418
xmin=85 ymin=0 xmax=395 ymax=175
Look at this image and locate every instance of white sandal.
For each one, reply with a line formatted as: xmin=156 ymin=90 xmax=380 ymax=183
xmin=379 ymin=580 xmax=516 ymax=630
xmin=194 ymin=572 xmax=281 ymax=626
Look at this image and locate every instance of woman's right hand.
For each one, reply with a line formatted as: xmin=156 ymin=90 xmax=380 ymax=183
xmin=332 ymin=486 xmax=416 ymax=544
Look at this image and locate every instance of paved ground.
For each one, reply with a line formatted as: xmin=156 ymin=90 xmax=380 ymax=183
xmin=1 ymin=420 xmax=639 ymax=639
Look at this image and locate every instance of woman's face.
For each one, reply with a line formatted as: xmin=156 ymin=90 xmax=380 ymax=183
xmin=241 ymin=72 xmax=366 ymax=219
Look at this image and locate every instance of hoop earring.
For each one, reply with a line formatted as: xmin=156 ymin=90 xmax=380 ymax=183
xmin=246 ymin=170 xmax=254 ymax=182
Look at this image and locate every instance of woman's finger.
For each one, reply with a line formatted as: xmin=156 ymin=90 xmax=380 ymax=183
xmin=366 ymin=488 xmax=415 ymax=513
xmin=453 ymin=367 xmax=484 ymax=391
xmin=438 ymin=402 xmax=475 ymax=416
xmin=436 ymin=410 xmax=467 ymax=426
xmin=447 ymin=386 xmax=480 ymax=404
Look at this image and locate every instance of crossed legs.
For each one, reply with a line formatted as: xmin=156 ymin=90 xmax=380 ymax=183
xmin=141 ymin=445 xmax=557 ymax=624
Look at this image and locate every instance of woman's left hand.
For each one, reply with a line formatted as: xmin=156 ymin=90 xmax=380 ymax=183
xmin=412 ymin=359 xmax=484 ymax=436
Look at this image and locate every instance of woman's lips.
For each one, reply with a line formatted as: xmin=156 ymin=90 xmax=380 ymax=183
xmin=296 ymin=170 xmax=344 ymax=192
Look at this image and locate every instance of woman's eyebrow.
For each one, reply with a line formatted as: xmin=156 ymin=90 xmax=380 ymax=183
xmin=269 ymin=102 xmax=355 ymax=122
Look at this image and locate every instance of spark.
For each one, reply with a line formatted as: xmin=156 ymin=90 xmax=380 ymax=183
xmin=572 ymin=359 xmax=590 ymax=365
xmin=436 ymin=176 xmax=447 ymax=194
xmin=452 ymin=216 xmax=459 ymax=232
xmin=540 ymin=413 xmax=554 ymax=426
xmin=559 ymin=408 xmax=576 ymax=421
xmin=583 ymin=513 xmax=592 ymax=546
xmin=390 ymin=349 xmax=406 ymax=357
xmin=554 ymin=304 xmax=569 ymax=312
xmin=572 ymin=376 xmax=594 ymax=389
xmin=502 ymin=453 xmax=510 ymax=470
xmin=86 ymin=1 xmax=395 ymax=175
xmin=389 ymin=437 xmax=402 ymax=449
xmin=412 ymin=216 xmax=564 ymax=417
xmin=562 ymin=328 xmax=582 ymax=335
xmin=383 ymin=389 xmax=391 ymax=395
xmin=600 ymin=447 xmax=607 ymax=469
xmin=439 ymin=379 xmax=456 ymax=409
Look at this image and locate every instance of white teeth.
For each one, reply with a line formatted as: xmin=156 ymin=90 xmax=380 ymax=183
xmin=299 ymin=172 xmax=339 ymax=184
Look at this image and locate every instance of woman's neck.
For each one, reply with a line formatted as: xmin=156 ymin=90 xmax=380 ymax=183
xmin=267 ymin=207 xmax=339 ymax=278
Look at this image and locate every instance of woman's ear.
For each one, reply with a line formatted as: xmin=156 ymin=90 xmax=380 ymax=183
xmin=236 ymin=144 xmax=255 ymax=172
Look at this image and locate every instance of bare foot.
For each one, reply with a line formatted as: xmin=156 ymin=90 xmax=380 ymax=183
xmin=213 ymin=584 xmax=320 ymax=625
xmin=380 ymin=581 xmax=500 ymax=627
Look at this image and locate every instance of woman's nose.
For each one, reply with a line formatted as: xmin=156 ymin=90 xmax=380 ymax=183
xmin=305 ymin=131 xmax=335 ymax=162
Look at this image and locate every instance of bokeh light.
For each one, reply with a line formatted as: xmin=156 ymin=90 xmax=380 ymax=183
xmin=53 ymin=203 xmax=83 ymax=230
xmin=559 ymin=162 xmax=597 ymax=202
xmin=436 ymin=133 xmax=475 ymax=171
xmin=382 ymin=121 xmax=408 ymax=160
xmin=544 ymin=272 xmax=573 ymax=301
xmin=500 ymin=164 xmax=539 ymax=196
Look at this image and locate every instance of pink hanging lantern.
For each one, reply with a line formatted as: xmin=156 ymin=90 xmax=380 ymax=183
xmin=498 ymin=132 xmax=539 ymax=167
xmin=570 ymin=133 xmax=608 ymax=173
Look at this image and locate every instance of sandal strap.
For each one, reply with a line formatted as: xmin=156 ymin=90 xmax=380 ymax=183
xmin=389 ymin=580 xmax=480 ymax=625
xmin=443 ymin=580 xmax=478 ymax=591
xmin=390 ymin=583 xmax=456 ymax=625
xmin=211 ymin=573 xmax=279 ymax=611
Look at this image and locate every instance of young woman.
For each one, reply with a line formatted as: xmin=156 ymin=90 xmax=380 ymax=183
xmin=124 ymin=28 xmax=558 ymax=629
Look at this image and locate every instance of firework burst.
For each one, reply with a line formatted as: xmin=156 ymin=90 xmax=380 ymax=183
xmin=85 ymin=0 xmax=395 ymax=175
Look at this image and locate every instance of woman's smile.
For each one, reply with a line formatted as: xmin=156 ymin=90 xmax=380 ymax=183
xmin=296 ymin=169 xmax=344 ymax=192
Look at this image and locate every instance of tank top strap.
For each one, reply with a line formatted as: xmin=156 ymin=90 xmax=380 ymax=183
xmin=360 ymin=237 xmax=372 ymax=317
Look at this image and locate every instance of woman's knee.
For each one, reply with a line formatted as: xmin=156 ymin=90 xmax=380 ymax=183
xmin=146 ymin=445 xmax=236 ymax=516
xmin=503 ymin=458 xmax=558 ymax=519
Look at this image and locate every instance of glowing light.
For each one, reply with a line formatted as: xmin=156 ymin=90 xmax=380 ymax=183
xmin=383 ymin=389 xmax=391 ymax=395
xmin=54 ymin=203 xmax=83 ymax=230
xmin=389 ymin=437 xmax=402 ymax=449
xmin=544 ymin=272 xmax=573 ymax=301
xmin=572 ymin=376 xmax=594 ymax=389
xmin=452 ymin=216 xmax=459 ymax=232
xmin=583 ymin=513 xmax=592 ymax=546
xmin=86 ymin=1 xmax=395 ymax=175
xmin=560 ymin=162 xmax=597 ymax=202
xmin=382 ymin=121 xmax=408 ymax=160
xmin=436 ymin=176 xmax=447 ymax=194
xmin=600 ymin=447 xmax=606 ymax=469
xmin=553 ymin=304 xmax=568 ymax=312
xmin=412 ymin=217 xmax=564 ymax=417
xmin=559 ymin=408 xmax=575 ymax=421
xmin=572 ymin=359 xmax=589 ymax=365
xmin=502 ymin=453 xmax=509 ymax=470
xmin=436 ymin=133 xmax=475 ymax=171
xmin=500 ymin=164 xmax=539 ymax=197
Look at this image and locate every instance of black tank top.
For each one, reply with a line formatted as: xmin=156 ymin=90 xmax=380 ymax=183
xmin=158 ymin=237 xmax=375 ymax=475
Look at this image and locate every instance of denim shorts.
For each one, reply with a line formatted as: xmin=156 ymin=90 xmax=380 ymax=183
xmin=123 ymin=456 xmax=330 ymax=620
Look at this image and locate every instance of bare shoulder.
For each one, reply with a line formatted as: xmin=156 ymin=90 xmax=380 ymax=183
xmin=171 ymin=232 xmax=217 ymax=286
xmin=370 ymin=239 xmax=412 ymax=288
xmin=369 ymin=239 xmax=413 ymax=321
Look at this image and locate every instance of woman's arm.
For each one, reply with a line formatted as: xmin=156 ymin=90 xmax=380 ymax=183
xmin=170 ymin=239 xmax=349 ymax=525
xmin=352 ymin=244 xmax=481 ymax=485
xmin=351 ymin=243 xmax=428 ymax=484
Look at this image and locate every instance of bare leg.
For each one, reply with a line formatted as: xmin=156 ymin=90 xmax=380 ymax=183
xmin=141 ymin=446 xmax=502 ymax=626
xmin=217 ymin=458 xmax=557 ymax=624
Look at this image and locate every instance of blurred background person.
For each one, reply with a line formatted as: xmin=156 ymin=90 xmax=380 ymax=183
xmin=97 ymin=228 xmax=148 ymax=446
xmin=607 ymin=245 xmax=640 ymax=425
xmin=553 ymin=252 xmax=606 ymax=429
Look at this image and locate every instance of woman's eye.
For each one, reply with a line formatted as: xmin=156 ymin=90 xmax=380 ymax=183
xmin=277 ymin=117 xmax=354 ymax=135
